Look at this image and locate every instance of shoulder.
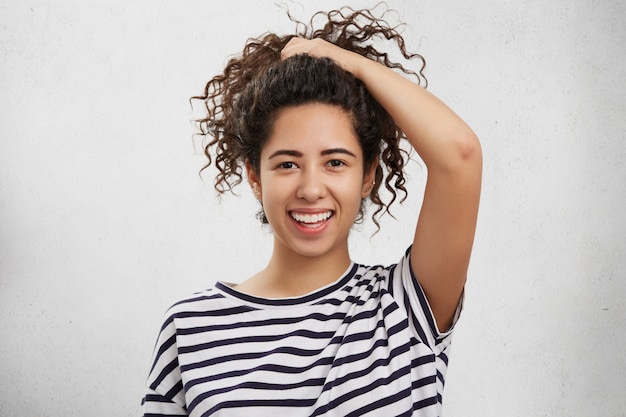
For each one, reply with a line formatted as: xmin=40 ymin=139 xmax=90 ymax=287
xmin=159 ymin=286 xmax=249 ymax=328
xmin=358 ymin=248 xmax=461 ymax=342
xmin=352 ymin=248 xmax=411 ymax=289
xmin=166 ymin=288 xmax=219 ymax=313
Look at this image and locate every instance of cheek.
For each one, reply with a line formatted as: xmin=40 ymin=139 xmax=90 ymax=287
xmin=259 ymin=178 xmax=290 ymax=210
xmin=333 ymin=174 xmax=366 ymax=206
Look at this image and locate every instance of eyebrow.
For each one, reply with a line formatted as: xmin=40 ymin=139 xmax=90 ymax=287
xmin=322 ymin=148 xmax=357 ymax=158
xmin=268 ymin=148 xmax=357 ymax=159
xmin=268 ymin=149 xmax=303 ymax=159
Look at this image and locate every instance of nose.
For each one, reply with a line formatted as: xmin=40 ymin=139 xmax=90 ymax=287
xmin=296 ymin=168 xmax=326 ymax=202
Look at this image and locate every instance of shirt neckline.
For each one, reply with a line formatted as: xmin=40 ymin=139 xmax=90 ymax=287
xmin=215 ymin=262 xmax=358 ymax=308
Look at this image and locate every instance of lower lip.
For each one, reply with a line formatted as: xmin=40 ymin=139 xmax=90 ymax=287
xmin=290 ymin=215 xmax=332 ymax=235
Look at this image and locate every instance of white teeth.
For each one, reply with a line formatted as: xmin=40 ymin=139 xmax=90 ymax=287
xmin=291 ymin=211 xmax=332 ymax=224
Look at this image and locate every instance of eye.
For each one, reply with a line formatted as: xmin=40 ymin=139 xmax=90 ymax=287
xmin=278 ymin=161 xmax=296 ymax=169
xmin=327 ymin=159 xmax=346 ymax=168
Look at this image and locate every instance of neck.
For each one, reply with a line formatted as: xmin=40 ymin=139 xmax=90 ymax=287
xmin=238 ymin=240 xmax=352 ymax=299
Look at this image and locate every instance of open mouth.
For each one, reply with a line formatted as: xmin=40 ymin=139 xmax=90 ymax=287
xmin=290 ymin=211 xmax=333 ymax=228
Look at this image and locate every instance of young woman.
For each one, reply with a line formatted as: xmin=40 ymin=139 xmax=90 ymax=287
xmin=142 ymin=7 xmax=481 ymax=417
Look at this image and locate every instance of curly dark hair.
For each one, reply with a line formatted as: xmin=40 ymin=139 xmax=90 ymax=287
xmin=192 ymin=6 xmax=427 ymax=229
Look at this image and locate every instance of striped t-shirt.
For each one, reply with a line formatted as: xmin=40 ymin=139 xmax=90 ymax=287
xmin=142 ymin=248 xmax=462 ymax=417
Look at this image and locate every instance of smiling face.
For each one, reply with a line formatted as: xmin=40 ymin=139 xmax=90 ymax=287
xmin=247 ymin=103 xmax=375 ymax=262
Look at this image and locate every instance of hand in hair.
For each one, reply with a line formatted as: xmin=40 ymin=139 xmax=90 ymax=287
xmin=281 ymin=37 xmax=365 ymax=76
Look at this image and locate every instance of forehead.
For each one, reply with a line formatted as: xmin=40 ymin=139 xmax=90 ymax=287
xmin=261 ymin=103 xmax=361 ymax=157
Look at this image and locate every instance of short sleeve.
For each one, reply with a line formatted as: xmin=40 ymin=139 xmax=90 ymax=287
xmin=141 ymin=312 xmax=188 ymax=416
xmin=388 ymin=247 xmax=463 ymax=352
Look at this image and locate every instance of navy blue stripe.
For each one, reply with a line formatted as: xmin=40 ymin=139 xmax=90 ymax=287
xmin=157 ymin=292 xmax=231 ymax=333
xmin=387 ymin=263 xmax=398 ymax=297
xmin=188 ymin=377 xmax=325 ymax=413
xmin=176 ymin=311 xmax=346 ymax=335
xmin=323 ymin=293 xmax=381 ymax=307
xmin=172 ymin=305 xmax=256 ymax=320
xmin=157 ymin=304 xmax=256 ymax=335
xmin=178 ymin=329 xmax=338 ymax=355
xmin=407 ymin=255 xmax=439 ymax=338
xmin=342 ymin=318 xmax=396 ymax=344
xmin=412 ymin=374 xmax=437 ymax=390
xmin=322 ymin=341 xmax=412 ymax=392
xmin=159 ymin=315 xmax=175 ymax=333
xmin=201 ymin=398 xmax=317 ymax=417
xmin=404 ymin=289 xmax=431 ymax=348
xmin=180 ymin=345 xmax=325 ymax=372
xmin=339 ymin=301 xmax=398 ymax=329
xmin=437 ymin=369 xmax=445 ymax=384
xmin=164 ymin=381 xmax=184 ymax=404
xmin=321 ymin=297 xmax=344 ymax=306
xmin=150 ymin=357 xmax=180 ymax=391
xmin=413 ymin=395 xmax=439 ymax=410
xmin=171 ymin=292 xmax=223 ymax=308
xmin=345 ymin=386 xmax=413 ymax=417
xmin=346 ymin=315 xmax=389 ymax=342
xmin=143 ymin=414 xmax=186 ymax=417
xmin=312 ymin=369 xmax=413 ymax=417
xmin=343 ymin=305 xmax=380 ymax=324
xmin=382 ymin=301 xmax=401 ymax=318
xmin=149 ymin=334 xmax=176 ymax=375
xmin=143 ymin=394 xmax=173 ymax=403
xmin=412 ymin=353 xmax=436 ymax=368
xmin=322 ymin=338 xmax=390 ymax=387
xmin=184 ymin=355 xmax=335 ymax=391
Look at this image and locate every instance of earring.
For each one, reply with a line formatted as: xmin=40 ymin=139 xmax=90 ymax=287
xmin=252 ymin=185 xmax=261 ymax=198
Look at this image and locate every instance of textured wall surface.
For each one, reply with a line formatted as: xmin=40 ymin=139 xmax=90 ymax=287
xmin=1 ymin=1 xmax=624 ymax=416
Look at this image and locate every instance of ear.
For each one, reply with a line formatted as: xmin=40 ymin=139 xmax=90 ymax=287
xmin=245 ymin=160 xmax=262 ymax=200
xmin=361 ymin=160 xmax=378 ymax=198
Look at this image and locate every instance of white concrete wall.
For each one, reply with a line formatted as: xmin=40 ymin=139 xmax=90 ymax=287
xmin=1 ymin=1 xmax=624 ymax=416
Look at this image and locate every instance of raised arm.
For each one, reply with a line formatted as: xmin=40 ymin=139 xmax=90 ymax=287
xmin=282 ymin=38 xmax=482 ymax=332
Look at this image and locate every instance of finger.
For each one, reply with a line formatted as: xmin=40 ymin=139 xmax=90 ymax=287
xmin=281 ymin=38 xmax=309 ymax=59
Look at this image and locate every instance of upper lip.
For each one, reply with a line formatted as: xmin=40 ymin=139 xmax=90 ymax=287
xmin=289 ymin=208 xmax=334 ymax=214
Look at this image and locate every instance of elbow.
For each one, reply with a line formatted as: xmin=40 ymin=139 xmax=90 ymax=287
xmin=418 ymin=126 xmax=482 ymax=174
xmin=439 ymin=130 xmax=481 ymax=174
xmin=457 ymin=130 xmax=481 ymax=164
